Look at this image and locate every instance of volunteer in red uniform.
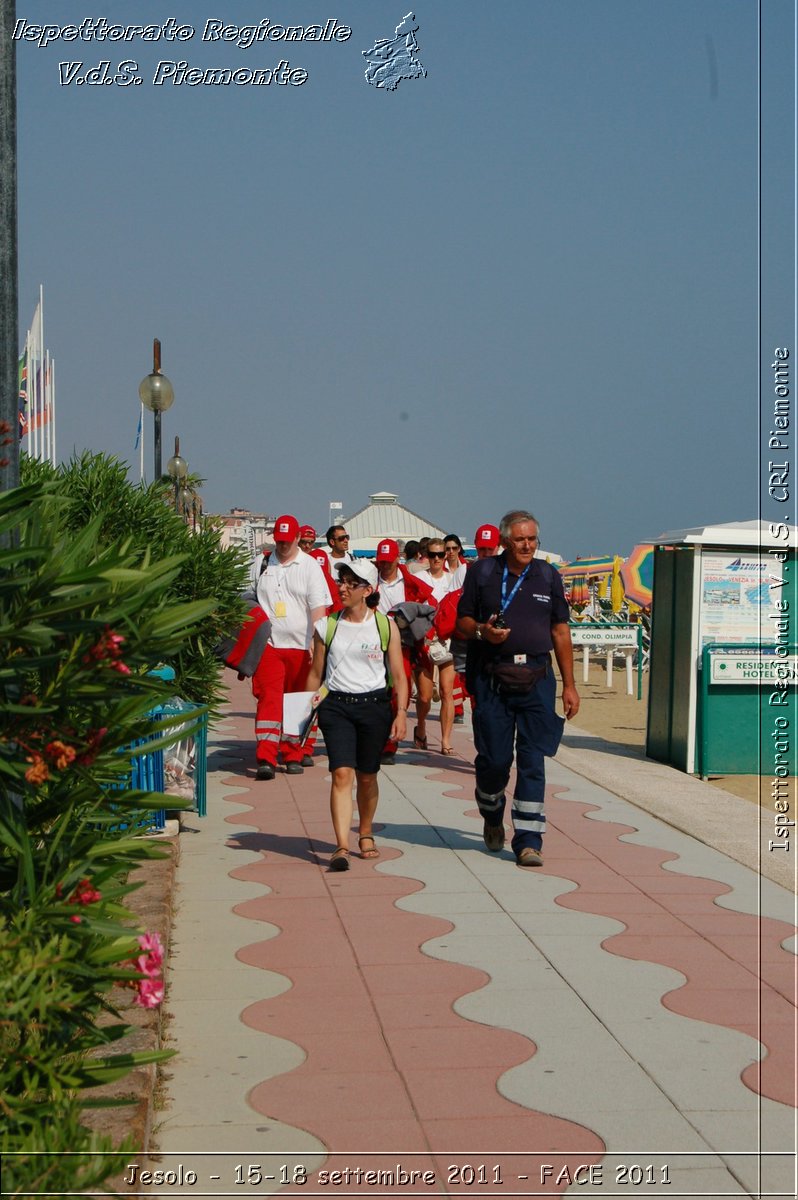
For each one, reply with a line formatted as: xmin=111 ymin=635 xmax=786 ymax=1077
xmin=309 ymin=548 xmax=342 ymax=613
xmin=374 ymin=538 xmax=436 ymax=763
xmin=413 ymin=539 xmax=457 ymax=753
xmin=298 ymin=525 xmax=317 ymax=552
xmin=251 ymin=514 xmax=331 ymax=780
xmin=474 ymin=523 xmax=501 ymax=558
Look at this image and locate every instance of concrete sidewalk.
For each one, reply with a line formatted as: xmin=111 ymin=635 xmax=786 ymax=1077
xmin=143 ymin=678 xmax=795 ymax=1198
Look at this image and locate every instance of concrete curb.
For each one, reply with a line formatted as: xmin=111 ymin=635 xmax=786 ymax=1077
xmin=81 ymin=835 xmax=179 ymax=1181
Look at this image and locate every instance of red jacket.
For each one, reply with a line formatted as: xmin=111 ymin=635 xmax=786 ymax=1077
xmin=396 ymin=564 xmax=437 ymax=607
xmin=432 ymin=588 xmax=461 ymax=640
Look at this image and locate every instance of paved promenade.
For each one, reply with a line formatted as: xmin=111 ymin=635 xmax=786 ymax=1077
xmin=145 ymin=677 xmax=796 ymax=1199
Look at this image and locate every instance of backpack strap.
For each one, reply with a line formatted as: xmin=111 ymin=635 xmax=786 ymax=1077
xmin=375 ymin=611 xmax=393 ymax=686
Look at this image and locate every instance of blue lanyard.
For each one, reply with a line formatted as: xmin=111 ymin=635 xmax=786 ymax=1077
xmin=500 ymin=562 xmax=530 ymax=615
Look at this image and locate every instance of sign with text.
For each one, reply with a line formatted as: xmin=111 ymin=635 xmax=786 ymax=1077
xmin=708 ymin=648 xmax=798 ymax=685
xmin=570 ymin=625 xmax=638 ymax=648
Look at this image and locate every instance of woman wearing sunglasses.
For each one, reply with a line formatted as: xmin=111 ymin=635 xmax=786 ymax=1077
xmin=443 ymin=534 xmax=468 ymax=590
xmin=306 ymin=560 xmax=407 ymax=871
xmin=414 ymin=539 xmax=457 ymax=755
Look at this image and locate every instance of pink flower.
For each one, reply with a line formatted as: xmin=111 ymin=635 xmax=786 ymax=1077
xmin=135 ymin=952 xmax=162 ymax=977
xmin=137 ymin=931 xmax=164 ymax=960
xmin=134 ymin=978 xmax=164 ymax=1009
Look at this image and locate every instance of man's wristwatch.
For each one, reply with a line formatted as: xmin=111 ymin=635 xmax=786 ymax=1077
xmin=475 ymin=624 xmax=484 ymax=641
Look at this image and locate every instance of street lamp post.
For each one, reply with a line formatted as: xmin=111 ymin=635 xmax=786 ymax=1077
xmin=138 ymin=339 xmax=174 ymax=481
xmin=166 ymin=436 xmax=188 ymax=515
xmin=0 ymin=0 xmax=20 ymax=494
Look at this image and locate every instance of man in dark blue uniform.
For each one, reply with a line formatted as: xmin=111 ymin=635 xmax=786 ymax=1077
xmin=456 ymin=510 xmax=579 ymax=867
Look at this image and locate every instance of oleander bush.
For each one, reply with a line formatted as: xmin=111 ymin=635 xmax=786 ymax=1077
xmin=0 ymin=479 xmax=220 ymax=1192
xmin=21 ymin=451 xmax=249 ymax=714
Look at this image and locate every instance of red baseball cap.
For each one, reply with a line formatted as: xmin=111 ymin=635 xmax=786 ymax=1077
xmin=376 ymin=538 xmax=400 ymax=562
xmin=299 ymin=525 xmax=316 ymax=540
xmin=273 ymin=515 xmax=300 ymax=542
xmin=475 ymin=524 xmax=500 ymax=548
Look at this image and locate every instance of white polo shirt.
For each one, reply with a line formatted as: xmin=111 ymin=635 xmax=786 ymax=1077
xmin=257 ymin=552 xmax=332 ymax=650
xmin=377 ymin=572 xmax=407 ymax=615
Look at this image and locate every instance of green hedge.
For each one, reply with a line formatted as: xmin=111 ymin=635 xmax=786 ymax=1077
xmin=0 ymin=477 xmax=234 ymax=1192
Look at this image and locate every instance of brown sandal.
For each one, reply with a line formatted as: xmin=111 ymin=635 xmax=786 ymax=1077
xmin=441 ymin=746 xmax=456 ymax=756
xmin=329 ymin=848 xmax=350 ymax=872
xmin=413 ymin=726 xmax=428 ymax=750
xmin=358 ymin=835 xmax=380 ymax=859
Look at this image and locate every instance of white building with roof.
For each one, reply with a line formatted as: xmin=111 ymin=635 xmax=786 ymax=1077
xmin=342 ymin=492 xmax=446 ymax=555
xmin=336 ymin=492 xmax=564 ymax=559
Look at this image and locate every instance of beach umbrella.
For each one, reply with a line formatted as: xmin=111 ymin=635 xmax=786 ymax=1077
xmin=610 ymin=555 xmax=625 ymax=612
xmin=569 ymin=574 xmax=590 ymax=610
xmin=559 ymin=556 xmax=615 ymax=580
xmin=621 ymin=544 xmax=655 ymax=608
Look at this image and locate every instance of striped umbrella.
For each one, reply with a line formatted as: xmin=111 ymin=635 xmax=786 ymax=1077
xmin=568 ymin=574 xmax=590 ymax=610
xmin=620 ymin=544 xmax=655 ymax=608
xmin=559 ymin=556 xmax=615 ymax=580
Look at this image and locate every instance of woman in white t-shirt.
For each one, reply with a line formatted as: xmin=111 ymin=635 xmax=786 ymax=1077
xmin=306 ymin=560 xmax=408 ymax=872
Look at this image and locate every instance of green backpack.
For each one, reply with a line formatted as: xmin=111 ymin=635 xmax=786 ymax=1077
xmin=323 ymin=611 xmax=393 ymax=686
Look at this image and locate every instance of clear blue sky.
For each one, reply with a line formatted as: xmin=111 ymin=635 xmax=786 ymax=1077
xmin=15 ymin=1 xmax=795 ymax=559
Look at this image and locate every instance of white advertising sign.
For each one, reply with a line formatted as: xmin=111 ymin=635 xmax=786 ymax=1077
xmin=699 ymin=552 xmax=781 ymax=647
xmin=570 ymin=626 xmax=638 ymax=648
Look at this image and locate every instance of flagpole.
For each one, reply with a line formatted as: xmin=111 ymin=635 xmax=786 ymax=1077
xmin=31 ymin=321 xmax=38 ymax=461
xmin=38 ymin=284 xmax=44 ymax=463
xmin=140 ymin=401 xmax=145 ymax=483
xmin=44 ymin=350 xmax=50 ymax=464
xmin=50 ymin=356 xmax=56 ymax=465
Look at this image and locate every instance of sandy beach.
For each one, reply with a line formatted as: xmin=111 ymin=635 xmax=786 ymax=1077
xmin=563 ymin=672 xmax=768 ymax=808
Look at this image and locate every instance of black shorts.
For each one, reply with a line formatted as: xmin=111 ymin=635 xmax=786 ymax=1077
xmin=317 ymin=692 xmax=393 ymax=775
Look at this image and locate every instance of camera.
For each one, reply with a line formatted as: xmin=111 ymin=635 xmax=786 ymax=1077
xmin=492 ymin=612 xmax=507 ymax=629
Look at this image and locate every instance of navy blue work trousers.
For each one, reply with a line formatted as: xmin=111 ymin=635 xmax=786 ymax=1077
xmin=472 ymin=666 xmax=562 ymax=854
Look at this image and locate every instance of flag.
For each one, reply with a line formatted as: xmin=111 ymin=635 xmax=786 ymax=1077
xmin=29 ymin=364 xmax=51 ymax=429
xmin=134 ymin=408 xmax=142 ymax=451
xmin=26 ymin=301 xmax=42 ymax=360
xmin=18 ymin=351 xmax=28 ymax=437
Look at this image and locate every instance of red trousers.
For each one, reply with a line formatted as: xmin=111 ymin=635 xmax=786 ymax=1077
xmin=251 ymin=644 xmax=311 ymax=766
xmin=383 ymin=648 xmax=413 ymax=756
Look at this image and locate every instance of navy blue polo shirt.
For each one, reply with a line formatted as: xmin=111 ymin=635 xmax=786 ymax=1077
xmin=457 ymin=553 xmax=570 ymax=658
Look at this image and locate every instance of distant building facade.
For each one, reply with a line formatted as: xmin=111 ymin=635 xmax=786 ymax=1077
xmin=213 ymin=508 xmax=271 ymax=555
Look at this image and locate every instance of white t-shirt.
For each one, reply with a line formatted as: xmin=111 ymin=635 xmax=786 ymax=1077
xmin=416 ymin=570 xmax=453 ymax=603
xmin=315 ymin=614 xmax=388 ymax=694
xmin=258 ymin=552 xmax=332 ymax=650
xmin=377 ymin=572 xmax=407 ymax=614
xmin=447 ymin=562 xmax=467 ymax=590
xmin=324 ymin=549 xmax=356 ymax=573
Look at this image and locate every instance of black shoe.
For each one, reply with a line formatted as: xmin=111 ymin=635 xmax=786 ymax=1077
xmin=285 ymin=762 xmax=304 ymax=775
xmin=380 ymin=753 xmax=396 ymax=765
xmin=483 ymin=820 xmax=505 ymax=852
xmin=256 ymin=763 xmax=275 ymax=781
xmin=301 ymin=755 xmax=314 ymax=767
xmin=453 ymin=714 xmax=465 ymax=725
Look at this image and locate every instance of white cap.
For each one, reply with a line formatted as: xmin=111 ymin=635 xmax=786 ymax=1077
xmin=333 ymin=558 xmax=378 ymax=589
